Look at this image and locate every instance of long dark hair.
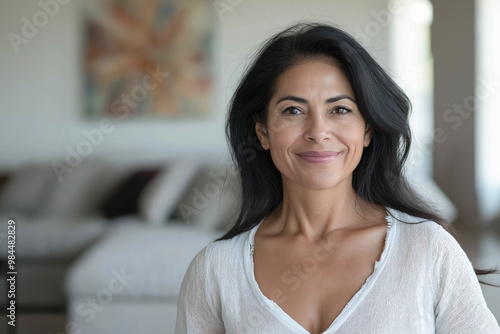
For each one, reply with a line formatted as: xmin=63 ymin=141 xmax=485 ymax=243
xmin=215 ymin=22 xmax=499 ymax=286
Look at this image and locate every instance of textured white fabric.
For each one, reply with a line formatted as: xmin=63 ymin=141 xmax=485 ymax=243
xmin=175 ymin=207 xmax=500 ymax=334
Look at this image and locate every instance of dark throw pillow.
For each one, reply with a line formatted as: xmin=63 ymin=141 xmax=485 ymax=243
xmin=100 ymin=169 xmax=160 ymax=219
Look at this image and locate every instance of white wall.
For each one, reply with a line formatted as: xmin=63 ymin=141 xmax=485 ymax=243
xmin=476 ymin=0 xmax=500 ymax=223
xmin=0 ymin=0 xmax=391 ymax=171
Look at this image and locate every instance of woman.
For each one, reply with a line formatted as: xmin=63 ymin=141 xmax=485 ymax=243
xmin=175 ymin=22 xmax=500 ymax=333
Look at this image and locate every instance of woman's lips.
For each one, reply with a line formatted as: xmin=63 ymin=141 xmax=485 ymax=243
xmin=297 ymin=151 xmax=340 ymax=163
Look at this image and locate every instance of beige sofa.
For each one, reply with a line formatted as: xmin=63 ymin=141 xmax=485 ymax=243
xmin=0 ymin=150 xmax=239 ymax=334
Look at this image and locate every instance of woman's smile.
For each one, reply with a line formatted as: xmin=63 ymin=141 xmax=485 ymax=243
xmin=296 ymin=151 xmax=340 ymax=164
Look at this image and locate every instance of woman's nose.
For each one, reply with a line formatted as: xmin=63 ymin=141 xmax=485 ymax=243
xmin=303 ymin=111 xmax=332 ymax=143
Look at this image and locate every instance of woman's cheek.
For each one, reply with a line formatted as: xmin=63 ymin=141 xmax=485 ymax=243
xmin=268 ymin=115 xmax=289 ymax=134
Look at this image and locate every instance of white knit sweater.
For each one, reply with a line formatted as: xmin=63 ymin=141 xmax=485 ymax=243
xmin=176 ymin=207 xmax=500 ymax=333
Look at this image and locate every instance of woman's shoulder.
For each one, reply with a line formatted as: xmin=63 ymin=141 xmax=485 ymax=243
xmin=188 ymin=229 xmax=252 ymax=269
xmin=388 ymin=207 xmax=454 ymax=246
xmin=387 ymin=208 xmax=467 ymax=271
xmin=389 ymin=207 xmax=470 ymax=264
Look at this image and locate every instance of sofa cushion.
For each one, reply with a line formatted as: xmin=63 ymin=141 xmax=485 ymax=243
xmin=0 ymin=214 xmax=107 ymax=261
xmin=169 ymin=162 xmax=241 ymax=232
xmin=67 ymin=299 xmax=178 ymax=334
xmin=138 ymin=157 xmax=201 ymax=225
xmin=65 ymin=219 xmax=221 ymax=298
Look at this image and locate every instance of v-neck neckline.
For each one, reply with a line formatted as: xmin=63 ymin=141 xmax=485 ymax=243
xmin=244 ymin=206 xmax=397 ymax=334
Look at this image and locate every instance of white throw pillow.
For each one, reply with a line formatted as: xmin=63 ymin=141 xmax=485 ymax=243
xmin=138 ymin=158 xmax=201 ymax=225
xmin=169 ymin=163 xmax=241 ymax=232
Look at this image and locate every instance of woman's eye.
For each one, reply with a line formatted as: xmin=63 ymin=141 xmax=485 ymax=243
xmin=281 ymin=106 xmax=352 ymax=115
xmin=333 ymin=106 xmax=352 ymax=114
xmin=282 ymin=106 xmax=302 ymax=115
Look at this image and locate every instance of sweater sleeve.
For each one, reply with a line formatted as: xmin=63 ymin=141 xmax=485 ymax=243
xmin=432 ymin=225 xmax=500 ymax=333
xmin=175 ymin=245 xmax=225 ymax=334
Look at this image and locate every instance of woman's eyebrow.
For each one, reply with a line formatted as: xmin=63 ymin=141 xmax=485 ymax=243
xmin=275 ymin=94 xmax=356 ymax=105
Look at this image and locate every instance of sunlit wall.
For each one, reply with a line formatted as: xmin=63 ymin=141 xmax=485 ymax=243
xmin=476 ymin=0 xmax=500 ymax=224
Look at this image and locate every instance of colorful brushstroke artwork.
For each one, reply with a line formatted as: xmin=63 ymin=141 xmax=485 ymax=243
xmin=84 ymin=0 xmax=215 ymax=119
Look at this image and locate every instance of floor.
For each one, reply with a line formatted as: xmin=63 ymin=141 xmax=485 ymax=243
xmin=454 ymin=221 xmax=500 ymax=323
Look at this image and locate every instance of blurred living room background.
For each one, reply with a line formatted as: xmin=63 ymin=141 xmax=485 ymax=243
xmin=0 ymin=0 xmax=499 ymax=333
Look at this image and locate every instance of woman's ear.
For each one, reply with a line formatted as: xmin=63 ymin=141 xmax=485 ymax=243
xmin=255 ymin=121 xmax=270 ymax=150
xmin=363 ymin=123 xmax=373 ymax=147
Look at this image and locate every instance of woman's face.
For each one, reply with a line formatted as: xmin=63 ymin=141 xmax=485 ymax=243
xmin=255 ymin=59 xmax=372 ymax=189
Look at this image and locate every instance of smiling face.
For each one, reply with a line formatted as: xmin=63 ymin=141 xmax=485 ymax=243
xmin=255 ymin=59 xmax=372 ymax=190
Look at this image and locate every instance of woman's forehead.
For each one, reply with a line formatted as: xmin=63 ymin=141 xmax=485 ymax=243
xmin=272 ymin=61 xmax=354 ymax=100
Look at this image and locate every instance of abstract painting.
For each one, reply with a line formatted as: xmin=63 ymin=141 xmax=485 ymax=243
xmin=83 ymin=0 xmax=215 ymax=119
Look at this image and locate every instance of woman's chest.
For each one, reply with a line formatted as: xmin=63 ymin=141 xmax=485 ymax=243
xmin=252 ymin=227 xmax=387 ymax=333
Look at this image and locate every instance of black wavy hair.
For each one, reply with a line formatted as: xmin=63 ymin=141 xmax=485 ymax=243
xmin=215 ymin=22 xmax=499 ymax=286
